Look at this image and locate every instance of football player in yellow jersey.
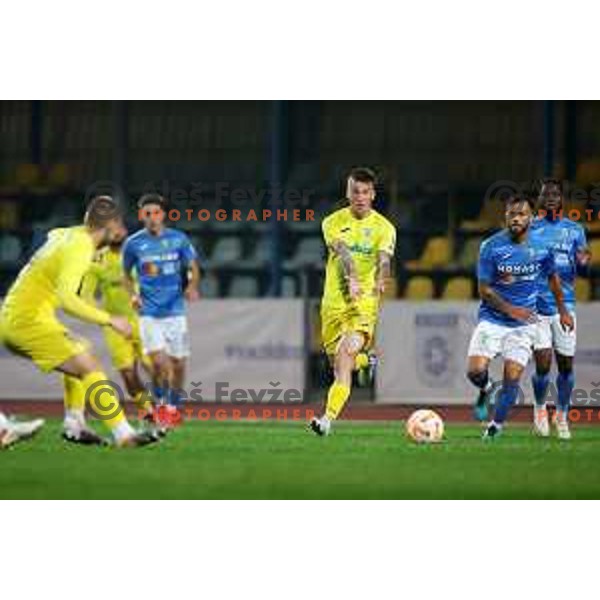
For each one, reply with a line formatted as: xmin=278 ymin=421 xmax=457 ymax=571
xmin=0 ymin=196 xmax=158 ymax=447
xmin=80 ymin=223 xmax=154 ymax=421
xmin=310 ymin=168 xmax=396 ymax=436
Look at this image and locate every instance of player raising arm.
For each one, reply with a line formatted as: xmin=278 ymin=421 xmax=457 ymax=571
xmin=530 ymin=179 xmax=591 ymax=440
xmin=310 ymin=167 xmax=396 ymax=436
xmin=0 ymin=196 xmax=159 ymax=447
xmin=466 ymin=195 xmax=573 ymax=439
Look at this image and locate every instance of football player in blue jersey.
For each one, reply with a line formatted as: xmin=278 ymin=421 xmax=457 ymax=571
xmin=530 ymin=179 xmax=591 ymax=440
xmin=466 ymin=195 xmax=574 ymax=438
xmin=123 ymin=194 xmax=200 ymax=418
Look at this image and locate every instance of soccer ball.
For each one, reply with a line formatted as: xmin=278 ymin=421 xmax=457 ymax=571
xmin=406 ymin=409 xmax=444 ymax=443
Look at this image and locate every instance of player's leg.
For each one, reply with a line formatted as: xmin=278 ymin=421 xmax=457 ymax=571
xmin=169 ymin=357 xmax=186 ymax=406
xmin=139 ymin=316 xmax=171 ymax=405
xmin=105 ymin=324 xmax=153 ymax=417
xmin=483 ymin=324 xmax=534 ymax=438
xmin=311 ymin=331 xmax=366 ymax=436
xmin=466 ymin=321 xmax=501 ymax=421
xmin=63 ymin=367 xmax=109 ymax=445
xmin=554 ymin=353 xmax=574 ymax=439
xmin=58 ymin=352 xmax=158 ymax=447
xmin=147 ymin=350 xmax=171 ymax=405
xmin=531 ymin=349 xmax=552 ymax=436
xmin=484 ymin=359 xmax=525 ymax=438
xmin=164 ymin=316 xmax=191 ymax=408
xmin=120 ymin=363 xmax=153 ymax=415
xmin=531 ymin=315 xmax=553 ymax=436
xmin=467 ymin=355 xmax=493 ymax=421
xmin=61 ymin=330 xmax=122 ymax=444
xmin=550 ymin=313 xmax=576 ymax=440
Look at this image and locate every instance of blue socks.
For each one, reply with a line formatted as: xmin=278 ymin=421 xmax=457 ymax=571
xmin=531 ymin=373 xmax=551 ymax=406
xmin=153 ymin=385 xmax=165 ymax=404
xmin=493 ymin=381 xmax=520 ymax=424
xmin=168 ymin=388 xmax=184 ymax=408
xmin=556 ymin=372 xmax=575 ymax=413
xmin=153 ymin=384 xmax=185 ymax=407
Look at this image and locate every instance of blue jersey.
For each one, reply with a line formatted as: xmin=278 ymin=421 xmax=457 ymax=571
xmin=530 ymin=217 xmax=587 ymax=316
xmin=477 ymin=229 xmax=556 ymax=327
xmin=122 ymin=228 xmax=197 ymax=318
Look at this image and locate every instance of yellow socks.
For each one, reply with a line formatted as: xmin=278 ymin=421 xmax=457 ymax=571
xmin=63 ymin=374 xmax=85 ymax=425
xmin=354 ymin=352 xmax=369 ymax=371
xmin=80 ymin=371 xmax=132 ymax=437
xmin=325 ymin=382 xmax=351 ymax=420
xmin=133 ymin=390 xmax=153 ymax=414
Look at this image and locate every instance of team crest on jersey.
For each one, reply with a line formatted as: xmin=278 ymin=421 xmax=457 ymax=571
xmin=362 ymin=228 xmax=372 ymax=237
xmin=142 ymin=262 xmax=160 ymax=276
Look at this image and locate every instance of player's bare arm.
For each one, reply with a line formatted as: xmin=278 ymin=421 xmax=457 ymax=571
xmin=478 ymin=281 xmax=535 ymax=323
xmin=123 ymin=271 xmax=142 ymax=310
xmin=374 ymin=250 xmax=392 ymax=296
xmin=185 ymin=259 xmax=201 ymax=302
xmin=331 ymin=240 xmax=360 ymax=301
xmin=548 ymin=273 xmax=574 ymax=332
xmin=576 ymin=246 xmax=592 ymax=269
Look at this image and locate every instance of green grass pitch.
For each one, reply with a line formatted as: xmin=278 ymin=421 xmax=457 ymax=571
xmin=1 ymin=419 xmax=600 ymax=499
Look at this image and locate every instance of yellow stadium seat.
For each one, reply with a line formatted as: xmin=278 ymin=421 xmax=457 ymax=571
xmin=576 ymin=160 xmax=600 ymax=187
xmin=563 ymin=198 xmax=588 ymax=219
xmin=405 ymin=236 xmax=452 ymax=270
xmin=442 ymin=277 xmax=473 ymax=300
xmin=457 ymin=238 xmax=482 ymax=268
xmin=404 ymin=276 xmax=434 ymax=300
xmin=382 ymin=276 xmax=398 ymax=300
xmin=584 ymin=220 xmax=600 ymax=233
xmin=589 ymin=239 xmax=600 ymax=266
xmin=48 ymin=164 xmax=72 ymax=188
xmin=461 ymin=198 xmax=504 ymax=231
xmin=0 ymin=201 xmax=19 ymax=229
xmin=575 ymin=279 xmax=591 ymax=303
xmin=15 ymin=163 xmax=41 ymax=188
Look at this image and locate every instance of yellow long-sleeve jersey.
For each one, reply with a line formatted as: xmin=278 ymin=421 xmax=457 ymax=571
xmin=1 ymin=226 xmax=111 ymax=325
xmin=80 ymin=246 xmax=136 ymax=319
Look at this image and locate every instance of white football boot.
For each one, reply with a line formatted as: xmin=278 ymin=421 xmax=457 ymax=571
xmin=0 ymin=416 xmax=45 ymax=449
xmin=533 ymin=404 xmax=550 ymax=437
xmin=309 ymin=415 xmax=331 ymax=437
xmin=62 ymin=415 xmax=107 ymax=446
xmin=554 ymin=411 xmax=571 ymax=440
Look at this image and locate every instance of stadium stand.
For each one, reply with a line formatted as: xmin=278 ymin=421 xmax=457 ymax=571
xmin=1 ymin=101 xmax=600 ymax=300
xmin=404 ymin=276 xmax=434 ymax=300
xmin=405 ymin=236 xmax=452 ymax=271
xmin=442 ymin=276 xmax=473 ymax=300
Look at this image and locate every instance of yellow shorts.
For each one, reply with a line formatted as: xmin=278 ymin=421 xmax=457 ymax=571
xmin=320 ymin=298 xmax=379 ymax=357
xmin=0 ymin=311 xmax=90 ymax=373
xmin=103 ymin=318 xmax=149 ymax=371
